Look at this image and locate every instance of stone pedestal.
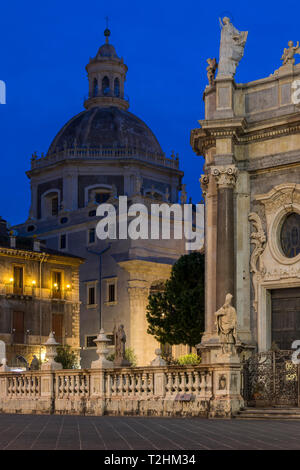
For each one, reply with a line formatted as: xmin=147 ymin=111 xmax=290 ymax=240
xmin=209 ymin=353 xmax=244 ymax=418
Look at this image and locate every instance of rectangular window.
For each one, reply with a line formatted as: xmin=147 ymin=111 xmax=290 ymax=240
xmin=86 ymin=335 xmax=97 ymax=348
xmin=88 ymin=228 xmax=95 ymax=244
xmin=13 ymin=266 xmax=23 ymax=295
xmin=52 ymin=196 xmax=59 ymax=216
xmin=88 ymin=286 xmax=95 ymax=305
xmin=52 ymin=271 xmax=62 ymax=299
xmin=108 ymin=283 xmax=115 ymax=302
xmin=60 ymin=234 xmax=66 ymax=250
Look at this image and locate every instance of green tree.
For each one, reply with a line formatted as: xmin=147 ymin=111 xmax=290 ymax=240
xmin=106 ymin=348 xmax=137 ymax=367
xmin=146 ymin=252 xmax=204 ymax=347
xmin=55 ymin=345 xmax=79 ymax=369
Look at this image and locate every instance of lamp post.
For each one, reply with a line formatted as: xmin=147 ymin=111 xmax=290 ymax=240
xmin=86 ymin=243 xmax=112 ymax=330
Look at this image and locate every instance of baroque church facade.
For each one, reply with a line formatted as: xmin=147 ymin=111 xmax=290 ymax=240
xmin=191 ymin=38 xmax=300 ymax=361
xmin=15 ymin=29 xmax=189 ymax=367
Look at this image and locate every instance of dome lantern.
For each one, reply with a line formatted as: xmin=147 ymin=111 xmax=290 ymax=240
xmin=84 ymin=29 xmax=129 ymax=111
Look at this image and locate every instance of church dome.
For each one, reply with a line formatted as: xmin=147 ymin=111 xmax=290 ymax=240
xmin=96 ymin=43 xmax=119 ymax=59
xmin=47 ymin=106 xmax=163 ymax=156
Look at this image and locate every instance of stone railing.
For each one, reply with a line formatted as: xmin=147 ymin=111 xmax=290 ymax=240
xmin=30 ymin=147 xmax=180 ymax=171
xmin=0 ymin=363 xmax=244 ymax=418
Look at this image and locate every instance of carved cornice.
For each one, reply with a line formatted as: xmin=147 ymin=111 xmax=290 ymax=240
xmin=210 ymin=166 xmax=238 ymax=189
xmin=191 ymin=117 xmax=300 ymax=157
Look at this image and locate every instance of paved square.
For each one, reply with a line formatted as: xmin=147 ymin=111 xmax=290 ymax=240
xmin=0 ymin=414 xmax=300 ymax=450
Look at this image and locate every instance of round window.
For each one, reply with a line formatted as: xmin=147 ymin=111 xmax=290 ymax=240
xmin=280 ymin=212 xmax=300 ymax=258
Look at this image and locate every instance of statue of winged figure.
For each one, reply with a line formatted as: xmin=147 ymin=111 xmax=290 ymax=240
xmin=281 ymin=41 xmax=300 ymax=65
xmin=217 ymin=17 xmax=248 ymax=78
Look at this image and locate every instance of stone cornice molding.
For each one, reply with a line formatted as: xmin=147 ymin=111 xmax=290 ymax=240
xmin=210 ymin=165 xmax=238 ymax=189
xmin=191 ymin=116 xmax=300 ymax=157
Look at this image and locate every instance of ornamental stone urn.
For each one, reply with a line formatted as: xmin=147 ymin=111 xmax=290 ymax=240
xmin=91 ymin=328 xmax=114 ymax=369
xmin=41 ymin=331 xmax=62 ymax=370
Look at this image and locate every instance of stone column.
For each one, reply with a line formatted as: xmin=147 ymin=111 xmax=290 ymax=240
xmin=127 ymin=280 xmax=155 ymax=366
xmin=211 ymin=165 xmax=238 ymax=310
xmin=200 ymin=174 xmax=217 ymax=341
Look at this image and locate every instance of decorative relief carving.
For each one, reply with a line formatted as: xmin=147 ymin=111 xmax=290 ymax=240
xmin=199 ymin=174 xmax=209 ymax=196
xmin=249 ymin=212 xmax=267 ymax=313
xmin=256 ymin=183 xmax=300 ymax=266
xmin=211 ymin=166 xmax=238 ymax=189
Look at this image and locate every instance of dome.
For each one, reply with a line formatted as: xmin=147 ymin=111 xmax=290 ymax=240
xmin=96 ymin=43 xmax=119 ymax=59
xmin=47 ymin=106 xmax=163 ymax=156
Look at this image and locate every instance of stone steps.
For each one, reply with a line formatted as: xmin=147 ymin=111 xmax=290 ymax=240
xmin=235 ymin=407 xmax=300 ymax=420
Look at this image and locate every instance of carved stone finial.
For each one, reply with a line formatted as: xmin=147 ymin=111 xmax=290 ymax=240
xmin=150 ymin=348 xmax=167 ymax=366
xmin=41 ymin=332 xmax=62 ymax=370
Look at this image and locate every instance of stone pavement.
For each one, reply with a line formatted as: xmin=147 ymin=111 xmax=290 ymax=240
xmin=0 ymin=414 xmax=300 ymax=450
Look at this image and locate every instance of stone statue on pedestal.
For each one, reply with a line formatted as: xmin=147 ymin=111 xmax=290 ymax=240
xmin=217 ymin=17 xmax=248 ymax=78
xmin=281 ymin=41 xmax=300 ymax=65
xmin=113 ymin=324 xmax=131 ymax=367
xmin=215 ymin=293 xmax=237 ymax=354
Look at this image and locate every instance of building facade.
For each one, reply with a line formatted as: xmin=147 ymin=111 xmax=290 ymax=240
xmin=0 ymin=217 xmax=83 ymax=367
xmin=15 ymin=29 xmax=191 ymax=367
xmin=191 ymin=45 xmax=300 ymax=361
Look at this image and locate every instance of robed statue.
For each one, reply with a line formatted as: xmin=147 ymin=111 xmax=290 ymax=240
xmin=217 ymin=17 xmax=248 ymax=78
xmin=113 ymin=324 xmax=130 ymax=366
xmin=215 ymin=293 xmax=238 ymax=354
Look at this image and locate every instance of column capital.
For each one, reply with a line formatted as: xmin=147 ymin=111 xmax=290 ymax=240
xmin=210 ymin=165 xmax=238 ymax=189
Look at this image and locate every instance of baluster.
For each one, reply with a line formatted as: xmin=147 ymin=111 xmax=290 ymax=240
xmin=174 ymin=372 xmax=179 ymax=394
xmin=111 ymin=374 xmax=116 ymax=396
xmin=74 ymin=375 xmax=79 ymax=395
xmin=186 ymin=371 xmax=193 ymax=393
xmin=194 ymin=371 xmax=200 ymax=395
xmin=206 ymin=371 xmax=213 ymax=397
xmin=136 ymin=374 xmax=142 ymax=395
xmin=106 ymin=373 xmax=111 ymax=397
xmin=70 ymin=375 xmax=75 ymax=396
xmin=123 ymin=373 xmax=129 ymax=396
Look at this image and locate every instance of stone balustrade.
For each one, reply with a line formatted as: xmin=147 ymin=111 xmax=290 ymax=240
xmin=0 ymin=362 xmax=244 ymax=418
xmin=30 ymin=147 xmax=179 ymax=171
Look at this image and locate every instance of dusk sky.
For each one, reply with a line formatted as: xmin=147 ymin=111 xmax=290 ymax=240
xmin=1 ymin=0 xmax=299 ymax=225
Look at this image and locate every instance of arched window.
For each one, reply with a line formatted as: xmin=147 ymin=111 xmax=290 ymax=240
xmin=114 ymin=78 xmax=120 ymax=97
xmin=102 ymin=76 xmax=110 ymax=96
xmin=93 ymin=78 xmax=98 ymax=97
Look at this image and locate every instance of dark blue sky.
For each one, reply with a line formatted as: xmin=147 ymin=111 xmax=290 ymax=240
xmin=1 ymin=0 xmax=300 ymax=225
